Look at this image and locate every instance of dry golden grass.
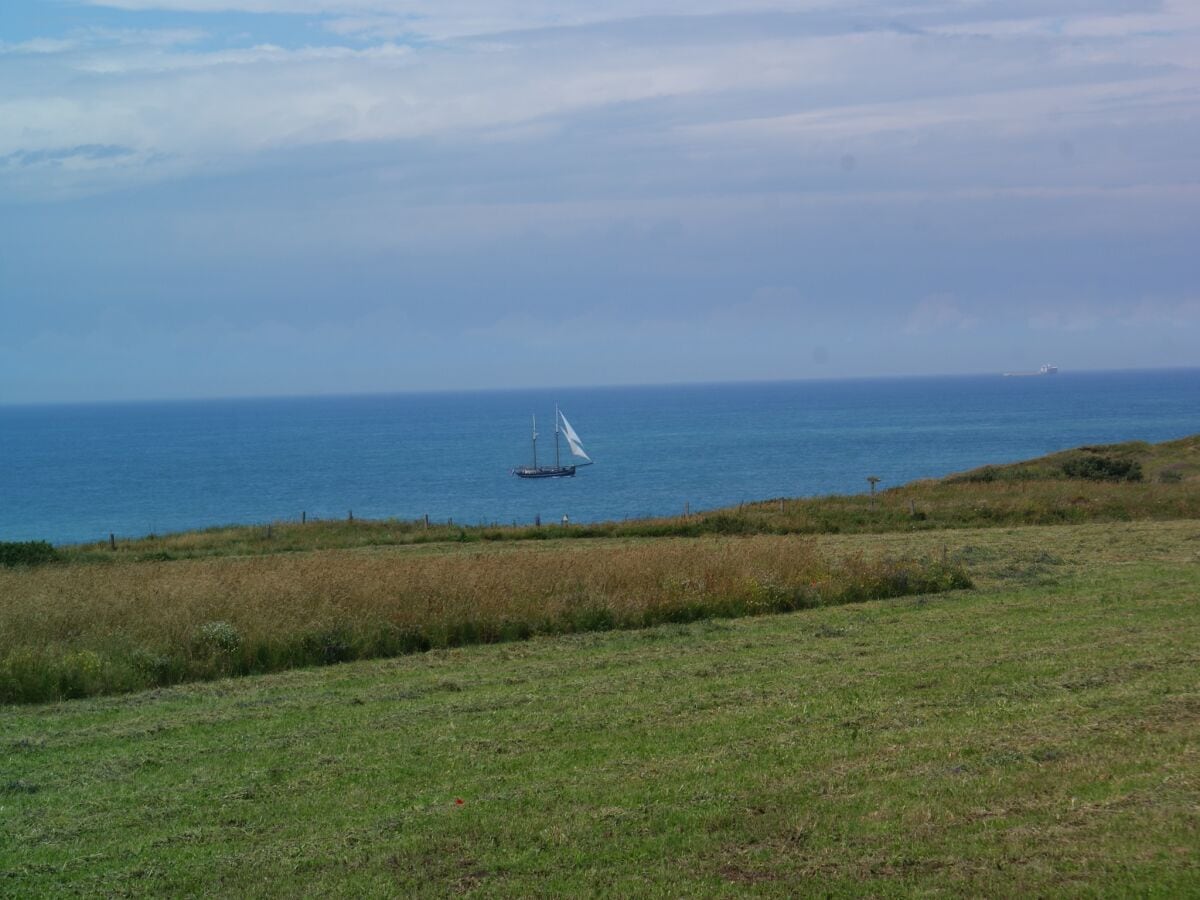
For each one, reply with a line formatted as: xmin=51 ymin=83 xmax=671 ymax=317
xmin=0 ymin=536 xmax=964 ymax=703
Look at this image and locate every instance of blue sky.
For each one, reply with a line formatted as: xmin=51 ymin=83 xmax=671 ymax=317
xmin=1 ymin=0 xmax=1198 ymax=403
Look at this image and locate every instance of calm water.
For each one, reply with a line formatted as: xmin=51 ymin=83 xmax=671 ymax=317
xmin=1 ymin=370 xmax=1197 ymax=545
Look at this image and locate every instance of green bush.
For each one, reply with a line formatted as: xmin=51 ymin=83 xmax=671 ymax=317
xmin=0 ymin=541 xmax=60 ymax=568
xmin=1060 ymin=455 xmax=1143 ymax=482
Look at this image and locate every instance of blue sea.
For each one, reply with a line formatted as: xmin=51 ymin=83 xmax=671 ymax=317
xmin=1 ymin=369 xmax=1197 ymax=546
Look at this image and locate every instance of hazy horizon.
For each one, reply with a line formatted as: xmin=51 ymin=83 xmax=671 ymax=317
xmin=3 ymin=364 xmax=1198 ymax=410
xmin=3 ymin=1 xmax=1198 ymax=404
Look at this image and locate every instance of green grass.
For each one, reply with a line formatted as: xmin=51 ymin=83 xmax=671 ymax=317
xmin=2 ymin=521 xmax=1198 ymax=896
xmin=3 ymin=437 xmax=1197 ymax=892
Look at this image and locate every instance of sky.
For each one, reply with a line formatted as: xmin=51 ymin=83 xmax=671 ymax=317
xmin=1 ymin=0 xmax=1198 ymax=403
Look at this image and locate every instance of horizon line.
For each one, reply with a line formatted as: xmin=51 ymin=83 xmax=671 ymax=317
xmin=3 ymin=365 xmax=1198 ymax=410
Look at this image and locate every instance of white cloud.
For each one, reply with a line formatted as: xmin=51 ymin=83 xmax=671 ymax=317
xmin=79 ymin=1 xmax=836 ymax=39
xmin=1 ymin=0 xmax=1197 ymax=203
xmin=0 ymin=38 xmax=81 ymax=54
xmin=1119 ymin=297 xmax=1200 ymax=327
xmin=1027 ymin=309 xmax=1101 ymax=332
xmin=904 ymin=294 xmax=979 ymax=335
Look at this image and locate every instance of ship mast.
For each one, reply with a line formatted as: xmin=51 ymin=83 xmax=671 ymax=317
xmin=531 ymin=414 xmax=538 ymax=468
xmin=554 ymin=404 xmax=561 ymax=468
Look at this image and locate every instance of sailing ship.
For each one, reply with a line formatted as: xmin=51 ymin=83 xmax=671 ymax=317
xmin=512 ymin=406 xmax=593 ymax=478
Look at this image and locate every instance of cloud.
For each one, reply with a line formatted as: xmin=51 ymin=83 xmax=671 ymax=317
xmin=1119 ymin=297 xmax=1200 ymax=327
xmin=1026 ymin=309 xmax=1102 ymax=332
xmin=904 ymin=294 xmax=979 ymax=335
xmin=2 ymin=144 xmax=136 ymax=167
xmin=0 ymin=38 xmax=81 ymax=54
xmin=1 ymin=0 xmax=1196 ymax=204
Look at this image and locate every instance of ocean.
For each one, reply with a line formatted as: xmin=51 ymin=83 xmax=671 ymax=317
xmin=1 ymin=369 xmax=1197 ymax=546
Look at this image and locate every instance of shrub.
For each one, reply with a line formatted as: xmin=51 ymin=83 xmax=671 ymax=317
xmin=698 ymin=514 xmax=753 ymax=535
xmin=0 ymin=541 xmax=60 ymax=568
xmin=1060 ymin=455 xmax=1143 ymax=482
xmin=193 ymin=621 xmax=242 ymax=659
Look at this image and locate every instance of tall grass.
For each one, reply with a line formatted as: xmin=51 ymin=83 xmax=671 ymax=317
xmin=0 ymin=538 xmax=968 ymax=704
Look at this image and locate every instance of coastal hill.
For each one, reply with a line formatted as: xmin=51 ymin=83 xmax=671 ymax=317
xmin=940 ymin=434 xmax=1199 ymax=484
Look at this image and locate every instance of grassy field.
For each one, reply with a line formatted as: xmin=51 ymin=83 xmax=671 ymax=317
xmin=2 ymin=520 xmax=1198 ymax=896
xmin=0 ymin=537 xmax=966 ymax=703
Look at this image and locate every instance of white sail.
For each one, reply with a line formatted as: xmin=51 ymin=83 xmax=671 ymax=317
xmin=565 ymin=433 xmax=590 ymax=461
xmin=558 ymin=410 xmax=590 ymax=461
xmin=558 ymin=409 xmax=581 ymax=444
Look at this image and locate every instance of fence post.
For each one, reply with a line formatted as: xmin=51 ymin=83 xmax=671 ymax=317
xmin=109 ymin=533 xmax=116 ymax=551
xmin=301 ymin=510 xmax=306 ymax=524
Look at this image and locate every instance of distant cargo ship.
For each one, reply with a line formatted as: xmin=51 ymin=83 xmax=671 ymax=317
xmin=1004 ymin=364 xmax=1059 ymax=377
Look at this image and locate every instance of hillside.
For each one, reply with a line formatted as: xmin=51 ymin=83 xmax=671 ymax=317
xmin=3 ymin=437 xmax=1199 ymax=894
xmin=3 ymin=521 xmax=1198 ymax=895
xmin=943 ymin=434 xmax=1200 ymax=484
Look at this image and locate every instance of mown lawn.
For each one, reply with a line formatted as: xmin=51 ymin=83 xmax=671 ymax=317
xmin=2 ymin=521 xmax=1198 ymax=896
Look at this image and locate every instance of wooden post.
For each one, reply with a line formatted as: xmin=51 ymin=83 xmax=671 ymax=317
xmin=909 ymin=499 xmax=916 ymax=517
xmin=779 ymin=498 xmax=785 ymax=513
xmin=266 ymin=524 xmax=272 ymax=540
xmin=301 ymin=511 xmax=306 ymax=524
xmin=534 ymin=514 xmax=541 ymax=527
xmin=684 ymin=501 xmax=690 ymax=517
xmin=348 ymin=510 xmax=353 ymax=522
xmin=867 ymin=476 xmax=881 ymax=509
xmin=424 ymin=513 xmax=429 ymax=529
xmin=109 ymin=533 xmax=116 ymax=551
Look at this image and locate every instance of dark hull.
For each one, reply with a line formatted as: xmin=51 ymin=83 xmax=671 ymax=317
xmin=513 ymin=465 xmax=576 ymax=479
